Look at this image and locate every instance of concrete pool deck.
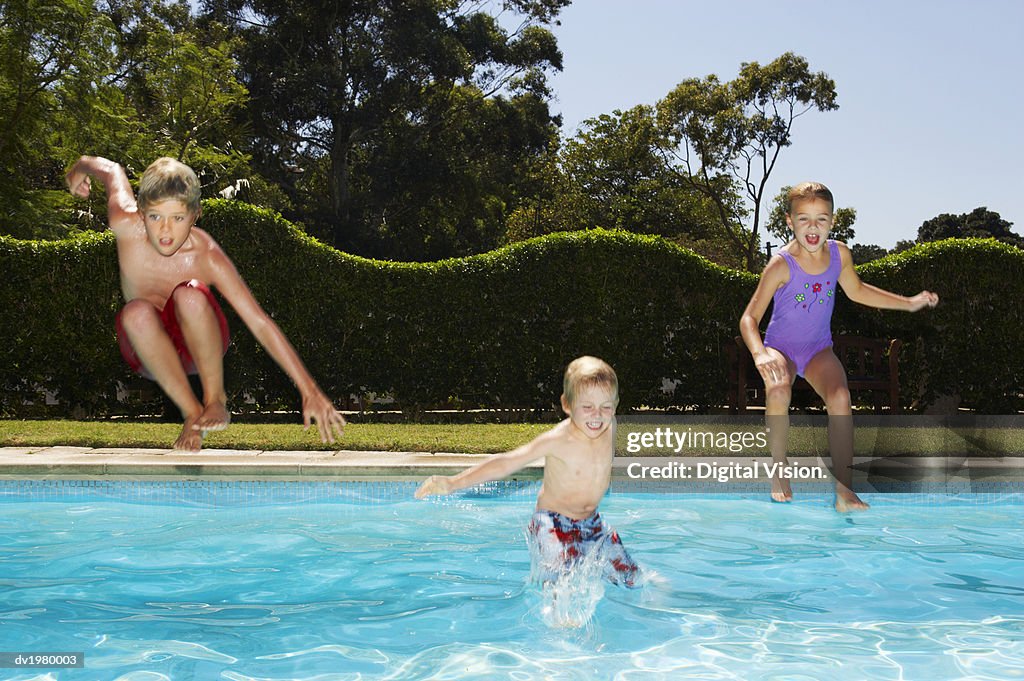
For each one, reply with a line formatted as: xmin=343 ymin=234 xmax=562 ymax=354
xmin=1 ymin=446 xmax=1022 ymax=483
xmin=0 ymin=447 xmax=501 ymax=479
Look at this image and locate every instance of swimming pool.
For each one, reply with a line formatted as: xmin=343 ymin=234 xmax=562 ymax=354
xmin=1 ymin=481 xmax=1022 ymax=680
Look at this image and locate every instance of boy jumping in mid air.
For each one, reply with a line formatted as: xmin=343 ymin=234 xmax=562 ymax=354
xmin=740 ymin=182 xmax=938 ymax=511
xmin=416 ymin=356 xmax=638 ymax=587
xmin=66 ymin=156 xmax=346 ymax=451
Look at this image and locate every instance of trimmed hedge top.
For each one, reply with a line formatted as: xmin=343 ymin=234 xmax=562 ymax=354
xmin=1 ymin=200 xmax=1020 ymax=414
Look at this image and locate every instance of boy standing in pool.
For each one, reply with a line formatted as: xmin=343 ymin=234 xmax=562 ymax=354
xmin=416 ymin=356 xmax=639 ymax=587
xmin=740 ymin=182 xmax=938 ymax=511
xmin=65 ymin=155 xmax=346 ymax=451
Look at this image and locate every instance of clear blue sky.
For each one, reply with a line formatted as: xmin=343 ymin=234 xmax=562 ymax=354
xmin=545 ymin=0 xmax=1024 ymax=248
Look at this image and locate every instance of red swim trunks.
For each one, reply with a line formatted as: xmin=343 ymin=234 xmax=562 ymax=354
xmin=116 ymin=280 xmax=230 ymax=379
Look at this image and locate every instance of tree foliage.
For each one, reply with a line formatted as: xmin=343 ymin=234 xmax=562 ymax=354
xmin=849 ymin=243 xmax=889 ymax=264
xmin=0 ymin=8 xmax=880 ymax=272
xmin=916 ymin=207 xmax=1021 ymax=247
xmin=116 ymin=6 xmax=250 ymax=179
xmin=892 ymin=206 xmax=1022 ymax=256
xmin=506 ymin=106 xmax=740 ymax=266
xmin=656 ymin=52 xmax=838 ymax=271
xmin=0 ymin=0 xmax=116 ymax=237
xmin=0 ymin=0 xmax=252 ymax=238
xmin=203 ymin=0 xmax=568 ymax=258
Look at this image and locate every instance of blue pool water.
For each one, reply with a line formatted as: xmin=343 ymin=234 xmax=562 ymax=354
xmin=0 ymin=482 xmax=1022 ymax=680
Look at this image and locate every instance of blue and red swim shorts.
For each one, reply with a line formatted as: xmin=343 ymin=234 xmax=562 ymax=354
xmin=528 ymin=509 xmax=639 ymax=588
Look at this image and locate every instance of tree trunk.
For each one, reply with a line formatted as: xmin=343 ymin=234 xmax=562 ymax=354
xmin=330 ymin=115 xmax=354 ymax=249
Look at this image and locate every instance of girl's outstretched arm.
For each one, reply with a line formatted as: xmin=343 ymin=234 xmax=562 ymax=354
xmin=836 ymin=242 xmax=939 ymax=311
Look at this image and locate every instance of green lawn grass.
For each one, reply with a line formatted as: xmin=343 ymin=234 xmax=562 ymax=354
xmin=0 ymin=419 xmax=549 ymax=453
xmin=0 ymin=419 xmax=1019 ymax=456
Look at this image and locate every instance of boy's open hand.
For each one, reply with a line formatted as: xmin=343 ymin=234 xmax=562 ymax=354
xmin=908 ymin=290 xmax=939 ymax=312
xmin=415 ymin=475 xmax=453 ymax=499
xmin=302 ymin=390 xmax=346 ymax=444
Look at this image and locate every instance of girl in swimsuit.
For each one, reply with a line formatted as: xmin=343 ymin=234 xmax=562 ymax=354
xmin=740 ymin=182 xmax=939 ymax=511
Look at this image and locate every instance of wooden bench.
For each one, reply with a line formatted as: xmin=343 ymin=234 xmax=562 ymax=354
xmin=725 ymin=335 xmax=902 ymax=413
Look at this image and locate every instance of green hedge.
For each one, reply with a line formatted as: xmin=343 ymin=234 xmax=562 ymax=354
xmin=833 ymin=238 xmax=1024 ymax=413
xmin=1 ymin=200 xmax=1020 ymax=415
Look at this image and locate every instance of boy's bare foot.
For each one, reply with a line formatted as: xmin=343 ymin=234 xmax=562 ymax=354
xmin=835 ymin=484 xmax=869 ymax=512
xmin=174 ymin=416 xmax=204 ymax=452
xmin=770 ymin=476 xmax=793 ymax=503
xmin=193 ymin=401 xmax=230 ymax=432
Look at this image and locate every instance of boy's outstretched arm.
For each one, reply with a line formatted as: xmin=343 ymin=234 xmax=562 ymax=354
xmin=415 ymin=433 xmax=551 ymax=499
xmin=65 ymin=156 xmax=138 ymax=231
xmin=836 ymin=243 xmax=939 ymax=311
xmin=206 ymin=244 xmax=346 ymax=443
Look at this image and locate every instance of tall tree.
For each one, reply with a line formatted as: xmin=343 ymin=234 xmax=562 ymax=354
xmin=205 ymin=0 xmax=567 ymax=257
xmin=656 ymin=53 xmax=838 ymax=271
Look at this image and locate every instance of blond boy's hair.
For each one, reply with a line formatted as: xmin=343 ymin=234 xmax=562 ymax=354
xmin=563 ymin=356 xmax=618 ymax=406
xmin=137 ymin=157 xmax=201 ymax=213
xmin=786 ymin=182 xmax=834 ymax=214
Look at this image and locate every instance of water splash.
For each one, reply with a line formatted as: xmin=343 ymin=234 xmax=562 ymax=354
xmin=538 ymin=570 xmax=606 ymax=629
xmin=529 ymin=537 xmax=621 ymax=629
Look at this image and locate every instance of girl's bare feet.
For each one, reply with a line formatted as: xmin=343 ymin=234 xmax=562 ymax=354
xmin=770 ymin=475 xmax=793 ymax=503
xmin=835 ymin=483 xmax=869 ymax=512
